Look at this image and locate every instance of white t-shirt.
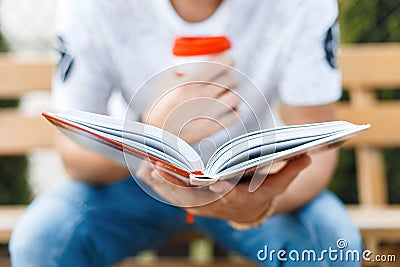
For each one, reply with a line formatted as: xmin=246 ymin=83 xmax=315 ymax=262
xmin=52 ymin=0 xmax=341 ymax=160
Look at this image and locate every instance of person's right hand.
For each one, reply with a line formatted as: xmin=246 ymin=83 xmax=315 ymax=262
xmin=142 ymin=55 xmax=241 ymax=145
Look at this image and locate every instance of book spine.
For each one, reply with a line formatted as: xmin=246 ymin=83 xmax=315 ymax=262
xmin=189 ymin=172 xmax=219 ymax=186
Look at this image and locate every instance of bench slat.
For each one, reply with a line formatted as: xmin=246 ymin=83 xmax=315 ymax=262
xmin=341 ymin=44 xmax=400 ymax=89
xmin=356 ymin=147 xmax=387 ymax=205
xmin=2 ymin=206 xmax=400 ymax=243
xmin=0 ymin=111 xmax=55 ymax=155
xmin=348 ymin=206 xmax=400 ymax=240
xmin=0 ymin=57 xmax=53 ymax=98
xmin=0 ymin=206 xmax=26 ymax=243
xmin=338 ymin=103 xmax=400 ymax=147
xmin=117 ymin=260 xmax=258 ymax=267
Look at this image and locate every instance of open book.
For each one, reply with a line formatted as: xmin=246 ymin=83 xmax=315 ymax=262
xmin=42 ymin=110 xmax=370 ymax=186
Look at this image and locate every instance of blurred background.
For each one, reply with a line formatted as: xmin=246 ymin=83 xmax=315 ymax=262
xmin=0 ymin=0 xmax=399 ymax=266
xmin=1 ymin=0 xmax=398 ymax=206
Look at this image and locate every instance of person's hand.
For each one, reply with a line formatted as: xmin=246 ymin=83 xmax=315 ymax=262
xmin=136 ymin=155 xmax=311 ymax=223
xmin=142 ymin=55 xmax=241 ymax=145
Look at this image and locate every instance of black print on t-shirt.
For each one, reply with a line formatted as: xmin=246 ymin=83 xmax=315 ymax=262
xmin=56 ymin=36 xmax=74 ymax=82
xmin=324 ymin=24 xmax=339 ymax=69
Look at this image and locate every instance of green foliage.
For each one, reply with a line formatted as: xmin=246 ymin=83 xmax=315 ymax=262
xmin=1 ymin=28 xmax=32 ymax=204
xmin=0 ymin=156 xmax=31 ymax=204
xmin=329 ymin=150 xmax=358 ymax=204
xmin=0 ymin=90 xmax=31 ymax=204
xmin=377 ymin=89 xmax=400 ymax=101
xmin=0 ymin=99 xmax=19 ymax=108
xmin=385 ymin=149 xmax=400 ymax=203
xmin=339 ymin=0 xmax=400 ymax=43
xmin=0 ymin=33 xmax=7 ymax=52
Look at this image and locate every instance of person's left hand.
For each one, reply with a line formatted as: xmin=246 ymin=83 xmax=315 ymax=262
xmin=136 ymin=155 xmax=311 ymax=223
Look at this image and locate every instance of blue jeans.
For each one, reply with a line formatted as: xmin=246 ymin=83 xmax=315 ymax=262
xmin=10 ymin=177 xmax=362 ymax=267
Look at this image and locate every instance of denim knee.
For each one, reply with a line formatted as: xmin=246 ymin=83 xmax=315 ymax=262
xmin=9 ymin=193 xmax=91 ymax=267
xmin=9 ymin=179 xmax=188 ymax=267
xmin=298 ymin=190 xmax=363 ymax=252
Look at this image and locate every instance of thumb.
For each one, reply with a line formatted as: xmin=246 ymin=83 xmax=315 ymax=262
xmin=209 ymin=181 xmax=232 ymax=194
xmin=262 ymin=155 xmax=311 ymax=195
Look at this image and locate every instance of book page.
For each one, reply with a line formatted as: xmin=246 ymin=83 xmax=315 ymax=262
xmin=44 ymin=112 xmax=195 ymax=185
xmin=206 ymin=121 xmax=355 ymax=174
xmin=218 ymin=123 xmax=370 ymax=178
xmin=53 ymin=110 xmax=204 ymax=171
xmin=186 ymin=122 xmax=370 ymax=186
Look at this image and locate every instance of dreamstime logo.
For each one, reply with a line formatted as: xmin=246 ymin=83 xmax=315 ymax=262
xmin=122 ymin=61 xmax=276 ymax=207
xmin=257 ymin=238 xmax=396 ymax=263
xmin=336 ymin=238 xmax=348 ymax=249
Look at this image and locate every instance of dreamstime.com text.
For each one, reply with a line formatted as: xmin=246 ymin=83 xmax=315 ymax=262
xmin=257 ymin=238 xmax=396 ymax=263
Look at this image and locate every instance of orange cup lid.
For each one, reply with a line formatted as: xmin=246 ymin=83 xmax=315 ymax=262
xmin=173 ymin=36 xmax=231 ymax=56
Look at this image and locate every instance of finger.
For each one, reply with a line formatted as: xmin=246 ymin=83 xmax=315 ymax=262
xmin=186 ymin=94 xmax=239 ymax=119
xmin=177 ymin=72 xmax=238 ymax=100
xmin=178 ymin=110 xmax=241 ymax=142
xmin=200 ymin=110 xmax=240 ymax=135
xmin=210 ymin=181 xmax=247 ymax=207
xmin=150 ymin=169 xmax=167 ymax=184
xmin=209 ymin=181 xmax=233 ymax=194
xmin=212 ymin=54 xmax=235 ymax=67
xmin=147 ymin=171 xmax=179 ymax=204
xmin=151 ymin=168 xmax=214 ymax=207
xmin=190 ymin=112 xmax=239 ymax=138
xmin=186 ymin=206 xmax=215 ymax=217
xmin=199 ymin=72 xmax=239 ymax=98
xmin=213 ymin=71 xmax=239 ymax=91
xmin=153 ymin=164 xmax=188 ymax=187
xmin=135 ymin=163 xmax=154 ymax=180
xmin=260 ymin=155 xmax=311 ymax=195
xmin=214 ymin=109 xmax=242 ymax=128
xmin=183 ymin=55 xmax=235 ymax=83
xmin=216 ymin=91 xmax=241 ymax=113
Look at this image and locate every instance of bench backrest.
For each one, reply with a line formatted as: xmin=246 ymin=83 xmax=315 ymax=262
xmin=0 ymin=55 xmax=54 ymax=155
xmin=338 ymin=44 xmax=400 ymax=205
xmin=1 ymin=44 xmax=399 ymax=206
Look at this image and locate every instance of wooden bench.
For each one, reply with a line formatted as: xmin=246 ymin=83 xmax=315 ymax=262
xmin=1 ymin=44 xmax=400 ymax=266
xmin=0 ymin=55 xmax=55 ymax=267
xmin=338 ymin=44 xmax=400 ymax=257
xmin=0 ymin=55 xmax=55 ymax=246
